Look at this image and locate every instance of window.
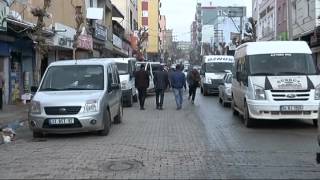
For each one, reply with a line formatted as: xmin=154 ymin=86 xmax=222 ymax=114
xmin=90 ymin=0 xmax=93 ymax=7
xmin=293 ymin=1 xmax=297 ymax=24
xmin=130 ymin=10 xmax=133 ymax=31
xmin=107 ymin=66 xmax=113 ymax=92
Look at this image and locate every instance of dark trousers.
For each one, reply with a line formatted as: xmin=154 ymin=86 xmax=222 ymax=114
xmin=155 ymin=89 xmax=165 ymax=107
xmin=0 ymin=88 xmax=2 ymax=110
xmin=138 ymin=88 xmax=147 ymax=108
xmin=189 ymin=85 xmax=197 ymax=101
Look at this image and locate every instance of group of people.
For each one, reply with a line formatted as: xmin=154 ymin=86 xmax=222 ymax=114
xmin=134 ymin=64 xmax=201 ymax=110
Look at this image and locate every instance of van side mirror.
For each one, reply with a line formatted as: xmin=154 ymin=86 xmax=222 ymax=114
xmin=111 ymin=83 xmax=121 ymax=90
xmin=31 ymin=86 xmax=38 ymax=93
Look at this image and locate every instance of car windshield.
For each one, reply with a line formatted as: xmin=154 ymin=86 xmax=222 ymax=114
xmin=205 ymin=62 xmax=233 ymax=73
xmin=116 ymin=63 xmax=128 ymax=75
xmin=249 ymin=54 xmax=317 ymax=76
xmin=40 ymin=65 xmax=104 ymax=91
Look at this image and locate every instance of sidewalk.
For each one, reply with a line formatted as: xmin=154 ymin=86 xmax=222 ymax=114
xmin=0 ymin=103 xmax=29 ymax=129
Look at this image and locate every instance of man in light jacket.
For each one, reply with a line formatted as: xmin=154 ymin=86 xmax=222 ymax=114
xmin=170 ymin=64 xmax=186 ymax=110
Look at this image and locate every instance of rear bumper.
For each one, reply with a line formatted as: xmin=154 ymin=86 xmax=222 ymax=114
xmin=247 ymin=99 xmax=320 ymax=120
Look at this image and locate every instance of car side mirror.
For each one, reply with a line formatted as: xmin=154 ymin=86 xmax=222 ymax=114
xmin=31 ymin=86 xmax=38 ymax=93
xmin=111 ymin=83 xmax=121 ymax=90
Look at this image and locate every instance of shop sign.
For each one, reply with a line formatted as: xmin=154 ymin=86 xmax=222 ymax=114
xmin=0 ymin=1 xmax=8 ymax=31
xmin=94 ymin=23 xmax=107 ymax=41
xmin=77 ymin=34 xmax=93 ymax=50
xmin=52 ymin=23 xmax=76 ymax=49
xmin=113 ymin=34 xmax=122 ymax=49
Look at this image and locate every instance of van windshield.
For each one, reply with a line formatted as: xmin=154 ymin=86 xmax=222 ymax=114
xmin=249 ymin=54 xmax=317 ymax=76
xmin=40 ymin=65 xmax=104 ymax=91
xmin=205 ymin=62 xmax=233 ymax=73
xmin=116 ymin=63 xmax=128 ymax=75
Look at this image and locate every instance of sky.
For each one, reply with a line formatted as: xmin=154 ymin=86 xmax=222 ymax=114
xmin=160 ymin=0 xmax=253 ymax=41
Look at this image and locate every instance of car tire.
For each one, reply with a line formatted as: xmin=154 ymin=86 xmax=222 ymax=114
xmin=244 ymin=102 xmax=254 ymax=128
xmin=201 ymin=87 xmax=203 ymax=94
xmin=97 ymin=110 xmax=111 ymax=136
xmin=231 ymin=97 xmax=238 ymax=116
xmin=203 ymin=88 xmax=208 ymax=96
xmin=127 ymin=94 xmax=133 ymax=107
xmin=33 ymin=131 xmax=44 ymax=138
xmin=114 ymin=104 xmax=123 ymax=124
xmin=313 ymin=119 xmax=318 ymax=127
xmin=219 ymin=96 xmax=222 ymax=104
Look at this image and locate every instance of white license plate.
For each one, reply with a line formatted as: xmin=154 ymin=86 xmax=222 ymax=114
xmin=280 ymin=105 xmax=303 ymax=111
xmin=49 ymin=118 xmax=74 ymax=125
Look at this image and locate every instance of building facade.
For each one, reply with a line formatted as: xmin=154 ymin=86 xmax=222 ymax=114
xmin=256 ymin=0 xmax=276 ymax=41
xmin=138 ymin=0 xmax=161 ymax=61
xmin=159 ymin=15 xmax=166 ymax=63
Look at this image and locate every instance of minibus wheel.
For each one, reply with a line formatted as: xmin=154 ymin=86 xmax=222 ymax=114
xmin=313 ymin=119 xmax=318 ymax=127
xmin=244 ymin=102 xmax=254 ymax=128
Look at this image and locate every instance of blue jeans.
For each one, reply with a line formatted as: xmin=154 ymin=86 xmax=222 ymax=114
xmin=173 ymin=88 xmax=183 ymax=108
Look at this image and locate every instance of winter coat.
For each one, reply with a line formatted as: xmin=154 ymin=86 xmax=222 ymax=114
xmin=170 ymin=70 xmax=186 ymax=89
xmin=154 ymin=70 xmax=169 ymax=90
xmin=187 ymin=70 xmax=201 ymax=87
xmin=135 ymin=70 xmax=150 ymax=89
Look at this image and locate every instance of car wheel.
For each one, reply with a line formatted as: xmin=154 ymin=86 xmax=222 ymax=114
xmin=244 ymin=102 xmax=254 ymax=128
xmin=97 ymin=110 xmax=111 ymax=136
xmin=313 ymin=119 xmax=318 ymax=127
xmin=231 ymin=97 xmax=238 ymax=116
xmin=201 ymin=87 xmax=203 ymax=94
xmin=33 ymin=131 xmax=44 ymax=138
xmin=203 ymin=88 xmax=208 ymax=96
xmin=114 ymin=104 xmax=123 ymax=124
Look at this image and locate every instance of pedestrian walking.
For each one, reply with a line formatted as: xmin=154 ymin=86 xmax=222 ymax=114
xmin=0 ymin=74 xmax=3 ymax=110
xmin=170 ymin=64 xmax=186 ymax=110
xmin=154 ymin=65 xmax=169 ymax=110
xmin=135 ymin=64 xmax=149 ymax=110
xmin=187 ymin=67 xmax=201 ymax=104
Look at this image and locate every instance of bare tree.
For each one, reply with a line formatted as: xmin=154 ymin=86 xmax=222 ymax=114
xmin=71 ymin=0 xmax=85 ymax=59
xmin=136 ymin=27 xmax=148 ymax=61
xmin=28 ymin=0 xmax=51 ymax=85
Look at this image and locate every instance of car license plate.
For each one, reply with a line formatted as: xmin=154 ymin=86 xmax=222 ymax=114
xmin=49 ymin=118 xmax=74 ymax=125
xmin=280 ymin=105 xmax=303 ymax=111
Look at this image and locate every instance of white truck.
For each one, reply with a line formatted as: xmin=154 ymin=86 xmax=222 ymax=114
xmin=200 ymin=55 xmax=234 ymax=96
xmin=232 ymin=41 xmax=320 ymax=127
xmin=136 ymin=61 xmax=161 ymax=93
xmin=114 ymin=58 xmax=137 ymax=107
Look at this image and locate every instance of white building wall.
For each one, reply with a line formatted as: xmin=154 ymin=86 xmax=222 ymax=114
xmin=292 ymin=0 xmax=316 ymax=38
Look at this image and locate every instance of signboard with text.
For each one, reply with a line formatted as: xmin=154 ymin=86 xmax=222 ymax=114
xmin=0 ymin=1 xmax=8 ymax=31
xmin=77 ymin=34 xmax=93 ymax=50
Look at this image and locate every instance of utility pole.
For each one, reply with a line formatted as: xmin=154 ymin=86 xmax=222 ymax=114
xmin=287 ymin=0 xmax=293 ymax=40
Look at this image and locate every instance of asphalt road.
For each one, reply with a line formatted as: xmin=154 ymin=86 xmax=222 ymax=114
xmin=0 ymin=91 xmax=319 ymax=179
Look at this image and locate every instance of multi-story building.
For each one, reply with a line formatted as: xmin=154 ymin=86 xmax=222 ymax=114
xmin=0 ymin=0 xmax=118 ymax=105
xmin=190 ymin=21 xmax=197 ymax=48
xmin=194 ymin=3 xmax=246 ymax=56
xmin=111 ymin=0 xmax=138 ymax=57
xmin=159 ymin=15 xmax=166 ymax=62
xmin=276 ymin=0 xmax=288 ymax=40
xmin=256 ymin=0 xmax=276 ymax=41
xmin=138 ymin=0 xmax=161 ymax=61
xmin=164 ymin=29 xmax=173 ymax=64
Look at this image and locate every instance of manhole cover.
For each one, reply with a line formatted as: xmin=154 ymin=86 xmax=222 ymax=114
xmin=103 ymin=159 xmax=144 ymax=172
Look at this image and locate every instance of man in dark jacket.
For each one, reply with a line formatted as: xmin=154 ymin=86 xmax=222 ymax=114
xmin=135 ymin=64 xmax=149 ymax=110
xmin=154 ymin=65 xmax=169 ymax=110
xmin=170 ymin=64 xmax=186 ymax=110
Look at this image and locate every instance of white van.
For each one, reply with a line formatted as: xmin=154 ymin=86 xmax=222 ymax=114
xmin=232 ymin=41 xmax=320 ymax=127
xmin=200 ymin=55 xmax=234 ymax=96
xmin=136 ymin=61 xmax=161 ymax=93
xmin=113 ymin=58 xmax=137 ymax=107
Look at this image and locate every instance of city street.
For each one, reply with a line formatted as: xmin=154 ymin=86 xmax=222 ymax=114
xmin=0 ymin=92 xmax=319 ymax=179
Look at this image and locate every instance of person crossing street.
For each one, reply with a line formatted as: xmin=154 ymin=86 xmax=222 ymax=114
xmin=187 ymin=67 xmax=201 ymax=104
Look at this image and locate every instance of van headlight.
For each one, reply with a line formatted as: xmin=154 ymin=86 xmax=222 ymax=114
xmin=204 ymin=77 xmax=212 ymax=84
xmin=84 ymin=100 xmax=98 ymax=112
xmin=30 ymin=101 xmax=41 ymax=114
xmin=253 ymin=85 xmax=266 ymax=100
xmin=226 ymin=87 xmax=231 ymax=96
xmin=315 ymin=85 xmax=320 ymax=100
xmin=121 ymin=80 xmax=129 ymax=90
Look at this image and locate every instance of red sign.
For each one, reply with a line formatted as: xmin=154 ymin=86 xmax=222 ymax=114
xmin=77 ymin=34 xmax=93 ymax=50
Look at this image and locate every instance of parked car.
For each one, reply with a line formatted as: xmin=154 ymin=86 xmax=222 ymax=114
xmin=29 ymin=59 xmax=123 ymax=138
xmin=113 ymin=58 xmax=138 ymax=107
xmin=218 ymin=73 xmax=232 ymax=107
xmin=232 ymin=41 xmax=320 ymax=128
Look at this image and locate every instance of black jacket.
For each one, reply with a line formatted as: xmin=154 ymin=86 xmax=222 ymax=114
xmin=135 ymin=70 xmax=150 ymax=89
xmin=154 ymin=70 xmax=169 ymax=90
